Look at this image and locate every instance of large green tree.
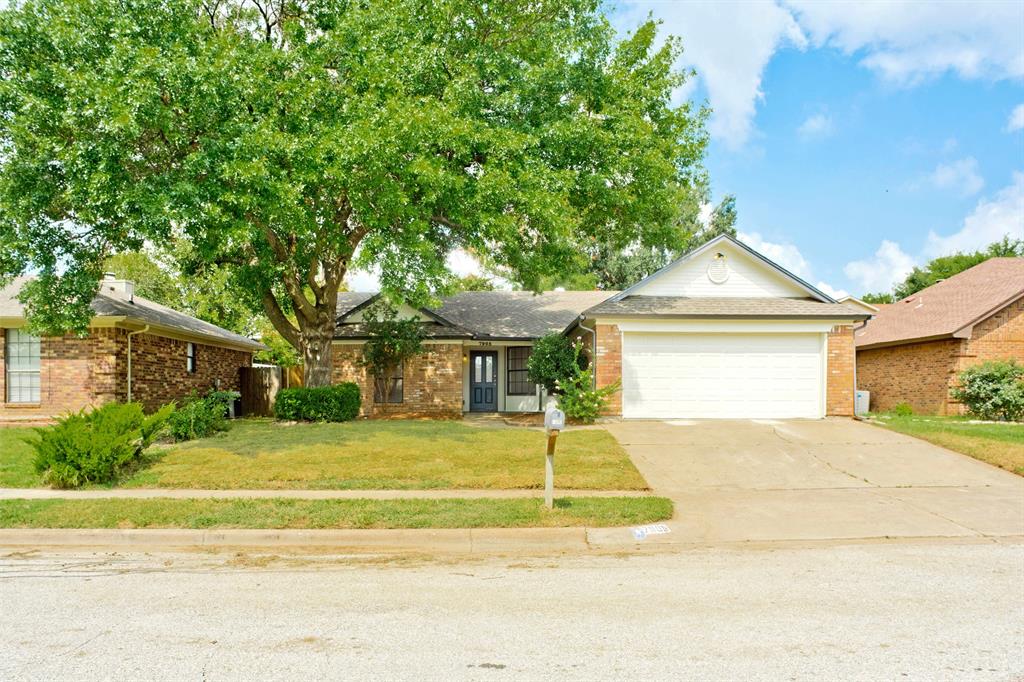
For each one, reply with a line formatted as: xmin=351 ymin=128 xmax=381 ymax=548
xmin=0 ymin=0 xmax=708 ymax=384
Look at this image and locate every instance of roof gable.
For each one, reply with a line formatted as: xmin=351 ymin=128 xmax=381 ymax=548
xmin=611 ymin=235 xmax=834 ymax=302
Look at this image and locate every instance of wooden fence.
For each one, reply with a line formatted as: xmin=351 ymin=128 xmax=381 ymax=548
xmin=239 ymin=365 xmax=303 ymax=417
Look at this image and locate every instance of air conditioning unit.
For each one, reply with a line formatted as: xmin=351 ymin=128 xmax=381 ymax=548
xmin=855 ymin=390 xmax=870 ymax=416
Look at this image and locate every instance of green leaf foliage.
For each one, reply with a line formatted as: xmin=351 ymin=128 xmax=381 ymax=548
xmin=951 ymin=360 xmax=1024 ymax=422
xmin=0 ymin=0 xmax=709 ymax=383
xmin=165 ymin=389 xmax=234 ymax=441
xmin=30 ymin=402 xmax=173 ymax=488
xmin=274 ymin=383 xmax=361 ymax=422
xmin=527 ymin=333 xmax=582 ymax=393
xmin=360 ymin=299 xmax=425 ymax=403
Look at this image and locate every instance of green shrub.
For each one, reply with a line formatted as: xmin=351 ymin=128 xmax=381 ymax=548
xmin=31 ymin=402 xmax=173 ymax=488
xmin=166 ymin=390 xmax=235 ymax=442
xmin=559 ymin=368 xmax=619 ymax=423
xmin=891 ymin=402 xmax=914 ymax=417
xmin=950 ymin=360 xmax=1024 ymax=421
xmin=527 ymin=333 xmax=582 ymax=393
xmin=274 ymin=383 xmax=361 ymax=422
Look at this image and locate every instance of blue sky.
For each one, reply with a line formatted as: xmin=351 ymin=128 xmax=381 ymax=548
xmin=611 ymin=0 xmax=1024 ymax=298
xmin=350 ymin=1 xmax=1024 ymax=295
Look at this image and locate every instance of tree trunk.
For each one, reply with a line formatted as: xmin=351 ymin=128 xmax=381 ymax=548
xmin=300 ymin=324 xmax=335 ymax=387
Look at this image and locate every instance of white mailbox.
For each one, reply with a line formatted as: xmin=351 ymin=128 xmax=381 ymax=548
xmin=544 ymin=408 xmax=565 ymax=433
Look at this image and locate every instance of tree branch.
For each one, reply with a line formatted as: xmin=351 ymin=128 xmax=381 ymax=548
xmin=260 ymin=288 xmax=301 ymax=348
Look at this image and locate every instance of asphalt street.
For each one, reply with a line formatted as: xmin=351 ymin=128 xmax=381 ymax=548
xmin=1 ymin=539 xmax=1021 ymax=681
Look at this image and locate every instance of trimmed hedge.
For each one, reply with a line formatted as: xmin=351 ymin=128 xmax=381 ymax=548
xmin=274 ymin=383 xmax=361 ymax=422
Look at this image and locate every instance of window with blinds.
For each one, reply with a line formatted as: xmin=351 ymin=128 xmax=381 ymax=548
xmin=506 ymin=347 xmax=536 ymax=396
xmin=373 ymin=362 xmax=404 ymax=404
xmin=5 ymin=328 xmax=41 ymax=403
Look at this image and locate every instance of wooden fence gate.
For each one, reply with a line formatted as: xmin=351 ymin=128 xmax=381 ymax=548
xmin=239 ymin=366 xmax=303 ymax=417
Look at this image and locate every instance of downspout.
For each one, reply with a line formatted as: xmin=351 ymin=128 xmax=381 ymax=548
xmin=576 ymin=315 xmax=597 ymax=390
xmin=126 ymin=325 xmax=150 ymax=403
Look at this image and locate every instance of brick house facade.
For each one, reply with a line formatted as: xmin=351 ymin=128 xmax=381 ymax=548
xmin=332 ymin=342 xmax=463 ymax=418
xmin=0 ymin=327 xmax=254 ymax=420
xmin=858 ymin=297 xmax=1024 ymax=415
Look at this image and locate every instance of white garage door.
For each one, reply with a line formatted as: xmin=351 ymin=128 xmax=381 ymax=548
xmin=621 ymin=333 xmax=825 ymax=419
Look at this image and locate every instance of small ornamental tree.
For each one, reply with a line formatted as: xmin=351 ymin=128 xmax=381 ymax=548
xmin=527 ymin=333 xmax=581 ymax=394
xmin=360 ymin=300 xmax=424 ymax=410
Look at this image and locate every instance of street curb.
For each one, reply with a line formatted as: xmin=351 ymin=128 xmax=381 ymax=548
xmin=0 ymin=527 xmax=591 ymax=553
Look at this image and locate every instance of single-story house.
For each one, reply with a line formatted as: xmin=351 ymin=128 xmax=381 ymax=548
xmin=0 ymin=274 xmax=264 ymax=421
xmin=334 ymin=235 xmax=870 ymax=419
xmin=855 ymin=257 xmax=1024 ymax=415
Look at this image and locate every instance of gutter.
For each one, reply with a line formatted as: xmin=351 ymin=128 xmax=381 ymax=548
xmin=126 ymin=325 xmax=150 ymax=403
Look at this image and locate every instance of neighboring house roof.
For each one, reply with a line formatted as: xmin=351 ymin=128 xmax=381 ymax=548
xmin=837 ymin=295 xmax=879 ymax=313
xmin=0 ymin=276 xmax=265 ymax=352
xmin=855 ymin=257 xmax=1024 ymax=350
xmin=584 ymin=296 xmax=870 ymax=319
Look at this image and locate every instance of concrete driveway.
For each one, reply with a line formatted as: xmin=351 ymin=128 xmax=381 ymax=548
xmin=602 ymin=418 xmax=1024 ymax=544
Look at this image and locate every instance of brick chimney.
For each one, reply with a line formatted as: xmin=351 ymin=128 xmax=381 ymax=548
xmin=101 ymin=272 xmax=135 ymax=302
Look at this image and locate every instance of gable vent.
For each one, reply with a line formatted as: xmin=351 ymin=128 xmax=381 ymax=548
xmin=707 ymin=252 xmax=729 ymax=284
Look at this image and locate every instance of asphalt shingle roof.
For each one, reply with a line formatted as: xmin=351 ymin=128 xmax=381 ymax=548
xmin=1 ymin=277 xmax=265 ymax=351
xmin=855 ymin=257 xmax=1024 ymax=348
xmin=583 ymin=296 xmax=870 ymax=319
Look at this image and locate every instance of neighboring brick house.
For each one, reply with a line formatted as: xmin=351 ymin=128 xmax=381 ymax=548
xmin=334 ymin=235 xmax=868 ymax=419
xmin=0 ymin=275 xmax=263 ymax=422
xmin=855 ymin=258 xmax=1024 ymax=415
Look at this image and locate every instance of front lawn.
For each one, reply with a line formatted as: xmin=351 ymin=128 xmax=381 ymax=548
xmin=1 ymin=420 xmax=647 ymax=491
xmin=871 ymin=415 xmax=1024 ymax=476
xmin=0 ymin=496 xmax=672 ymax=529
xmin=0 ymin=428 xmax=38 ymax=488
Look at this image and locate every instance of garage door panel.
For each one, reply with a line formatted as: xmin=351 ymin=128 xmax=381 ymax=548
xmin=621 ymin=333 xmax=824 ymax=419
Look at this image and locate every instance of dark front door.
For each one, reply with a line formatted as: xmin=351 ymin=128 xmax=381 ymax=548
xmin=470 ymin=351 xmax=498 ymax=412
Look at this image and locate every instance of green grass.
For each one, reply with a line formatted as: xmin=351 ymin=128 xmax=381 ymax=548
xmin=0 ymin=428 xmax=38 ymax=488
xmin=0 ymin=419 xmax=647 ymax=491
xmin=871 ymin=414 xmax=1024 ymax=476
xmin=0 ymin=496 xmax=672 ymax=529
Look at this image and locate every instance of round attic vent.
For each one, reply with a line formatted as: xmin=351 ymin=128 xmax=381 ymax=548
xmin=707 ymin=252 xmax=729 ymax=284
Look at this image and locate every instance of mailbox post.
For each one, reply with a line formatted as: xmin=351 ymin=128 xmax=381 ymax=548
xmin=543 ymin=405 xmax=565 ymax=510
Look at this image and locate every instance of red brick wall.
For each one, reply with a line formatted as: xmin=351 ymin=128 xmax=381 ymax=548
xmin=594 ymin=324 xmax=622 ymax=416
xmin=127 ymin=333 xmax=251 ymax=412
xmin=1 ymin=327 xmax=252 ymax=420
xmin=826 ymin=326 xmax=856 ymax=416
xmin=857 ymin=339 xmax=963 ymax=415
xmin=856 ymin=298 xmax=1024 ymax=415
xmin=331 ymin=342 xmax=463 ymax=418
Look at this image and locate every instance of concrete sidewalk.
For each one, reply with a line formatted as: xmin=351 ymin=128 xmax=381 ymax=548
xmin=0 ymin=488 xmax=650 ymax=500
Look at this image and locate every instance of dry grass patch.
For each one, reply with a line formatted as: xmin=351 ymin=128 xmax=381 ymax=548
xmin=121 ymin=419 xmax=646 ymax=491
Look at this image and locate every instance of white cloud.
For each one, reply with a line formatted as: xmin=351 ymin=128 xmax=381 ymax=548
xmin=842 ymin=173 xmax=1024 ymax=294
xmin=1006 ymin=104 xmax=1024 ymax=132
xmin=815 ymin=281 xmax=849 ymax=299
xmin=786 ymin=0 xmax=1024 ymax=85
xmin=737 ymin=231 xmax=811 ymax=278
xmin=797 ymin=112 xmax=834 ymax=139
xmin=615 ymin=2 xmax=806 ymax=149
xmin=615 ymin=1 xmax=1023 ymax=150
xmin=843 ymin=240 xmax=916 ymax=293
xmin=924 ymin=171 xmax=1024 ymax=256
xmin=929 ymin=157 xmax=985 ymax=196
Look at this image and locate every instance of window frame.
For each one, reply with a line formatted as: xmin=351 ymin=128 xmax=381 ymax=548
xmin=5 ymin=328 xmax=41 ymax=404
xmin=373 ymin=361 xmax=404 ymax=404
xmin=186 ymin=342 xmax=197 ymax=374
xmin=506 ymin=346 xmax=536 ymax=396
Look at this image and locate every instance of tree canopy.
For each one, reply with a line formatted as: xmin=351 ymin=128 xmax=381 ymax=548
xmin=0 ymin=0 xmax=709 ymax=384
xmin=862 ymin=236 xmax=1023 ymax=303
